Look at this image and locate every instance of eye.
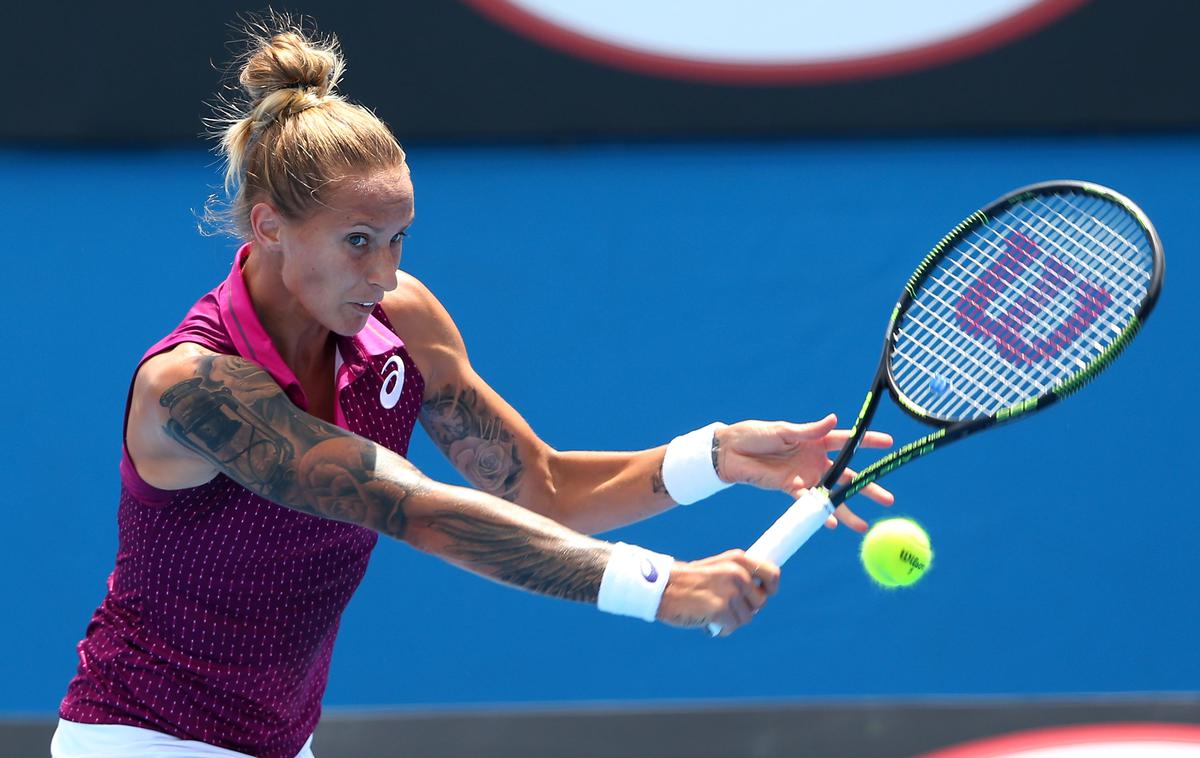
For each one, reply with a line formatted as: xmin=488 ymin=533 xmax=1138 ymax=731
xmin=391 ymin=230 xmax=409 ymax=244
xmin=347 ymin=233 xmax=369 ymax=248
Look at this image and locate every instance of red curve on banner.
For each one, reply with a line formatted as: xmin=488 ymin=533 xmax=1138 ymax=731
xmin=919 ymin=722 xmax=1200 ymax=758
xmin=462 ymin=0 xmax=1091 ymax=85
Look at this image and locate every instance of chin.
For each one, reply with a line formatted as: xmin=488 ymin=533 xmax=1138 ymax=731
xmin=324 ymin=313 xmax=368 ymax=337
xmin=335 ymin=319 xmax=368 ymax=337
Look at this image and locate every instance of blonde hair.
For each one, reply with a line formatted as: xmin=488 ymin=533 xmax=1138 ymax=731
xmin=207 ymin=13 xmax=406 ymax=238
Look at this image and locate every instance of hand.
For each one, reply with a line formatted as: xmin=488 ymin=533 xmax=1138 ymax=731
xmin=714 ymin=414 xmax=894 ymax=533
xmin=657 ymin=550 xmax=781 ymax=637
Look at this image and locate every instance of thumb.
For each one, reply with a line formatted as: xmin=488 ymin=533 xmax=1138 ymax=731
xmin=778 ymin=413 xmax=837 ymax=444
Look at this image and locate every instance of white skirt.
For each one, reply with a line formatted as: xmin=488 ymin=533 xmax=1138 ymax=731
xmin=51 ymin=719 xmax=316 ymax=758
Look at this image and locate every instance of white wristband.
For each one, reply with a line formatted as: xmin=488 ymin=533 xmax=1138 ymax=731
xmin=661 ymin=422 xmax=732 ymax=505
xmin=597 ymin=542 xmax=674 ymax=622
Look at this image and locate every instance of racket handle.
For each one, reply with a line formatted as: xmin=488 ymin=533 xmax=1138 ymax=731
xmin=707 ymin=488 xmax=833 ymax=636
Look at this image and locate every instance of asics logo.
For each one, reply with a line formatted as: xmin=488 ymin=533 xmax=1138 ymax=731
xmin=379 ymin=355 xmax=405 ymax=409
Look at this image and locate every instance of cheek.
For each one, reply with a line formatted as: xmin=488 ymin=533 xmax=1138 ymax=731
xmin=283 ymin=250 xmax=350 ymax=300
xmin=294 ymin=262 xmax=332 ymax=293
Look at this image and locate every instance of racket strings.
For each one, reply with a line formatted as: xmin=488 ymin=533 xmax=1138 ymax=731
xmin=896 ymin=246 xmax=1107 ymax=412
xmin=991 ymin=200 xmax=1145 ymax=356
xmin=898 ymin=290 xmax=1039 ymax=407
xmin=901 ymin=226 xmax=1141 ymax=419
xmin=1029 ymin=196 xmax=1150 ymax=292
xmin=978 ymin=210 xmax=1138 ymax=361
xmin=898 ymin=196 xmax=1148 ymax=418
xmin=891 ymin=190 xmax=1153 ymax=421
xmin=928 ymin=251 xmax=1081 ymax=376
xmin=949 ymin=199 xmax=1144 ymax=368
xmin=902 ymin=229 xmax=1120 ymax=403
xmin=987 ymin=210 xmax=1141 ymax=338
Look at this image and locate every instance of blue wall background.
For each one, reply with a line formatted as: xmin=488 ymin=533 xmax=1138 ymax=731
xmin=1 ymin=136 xmax=1196 ymax=713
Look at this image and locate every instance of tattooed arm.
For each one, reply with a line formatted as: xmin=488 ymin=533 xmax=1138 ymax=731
xmin=418 ymin=379 xmax=677 ymax=535
xmin=125 ymin=345 xmax=776 ymax=632
xmin=387 ymin=276 xmax=895 ymax=535
xmin=385 ymin=276 xmax=683 ymax=535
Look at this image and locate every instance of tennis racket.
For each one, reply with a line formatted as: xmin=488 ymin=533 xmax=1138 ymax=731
xmin=711 ymin=180 xmax=1163 ymax=635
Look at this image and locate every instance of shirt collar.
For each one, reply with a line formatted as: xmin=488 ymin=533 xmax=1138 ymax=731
xmin=221 ymin=243 xmax=306 ymax=406
xmin=219 ymin=243 xmax=403 ymax=406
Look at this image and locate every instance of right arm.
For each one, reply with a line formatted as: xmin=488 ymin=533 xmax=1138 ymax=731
xmin=127 ymin=348 xmax=778 ymax=632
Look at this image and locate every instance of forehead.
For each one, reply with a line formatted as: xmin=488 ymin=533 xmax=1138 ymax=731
xmin=313 ymin=166 xmax=414 ymax=226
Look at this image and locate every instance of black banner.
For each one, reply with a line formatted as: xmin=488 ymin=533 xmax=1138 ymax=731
xmin=8 ymin=0 xmax=1198 ymax=143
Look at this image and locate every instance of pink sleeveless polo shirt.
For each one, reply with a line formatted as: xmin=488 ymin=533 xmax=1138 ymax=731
xmin=60 ymin=244 xmax=425 ymax=758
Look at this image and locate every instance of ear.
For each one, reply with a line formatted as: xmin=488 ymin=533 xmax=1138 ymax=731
xmin=249 ymin=202 xmax=285 ymax=252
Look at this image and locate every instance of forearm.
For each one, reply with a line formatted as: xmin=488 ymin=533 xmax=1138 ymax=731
xmin=545 ymin=447 xmax=678 ymax=534
xmin=418 ymin=381 xmax=674 ymax=532
xmin=254 ymin=433 xmax=613 ymax=604
xmin=155 ymin=355 xmax=772 ymax=633
xmin=415 ymin=375 xmax=721 ymax=534
xmin=160 ymin=356 xmax=611 ymax=604
xmin=379 ymin=454 xmax=612 ymax=603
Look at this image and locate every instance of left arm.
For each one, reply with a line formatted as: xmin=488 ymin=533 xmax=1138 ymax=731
xmin=424 ymin=374 xmax=676 ymax=533
xmin=386 ymin=274 xmax=893 ymax=535
xmin=387 ymin=274 xmax=674 ymax=534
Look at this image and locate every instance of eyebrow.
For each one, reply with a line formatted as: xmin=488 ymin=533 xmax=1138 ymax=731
xmin=349 ymin=218 xmax=415 ymax=233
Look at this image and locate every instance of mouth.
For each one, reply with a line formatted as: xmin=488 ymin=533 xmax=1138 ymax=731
xmin=349 ymin=301 xmax=377 ymax=314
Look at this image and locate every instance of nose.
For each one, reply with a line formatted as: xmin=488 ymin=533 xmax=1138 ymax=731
xmin=367 ymin=246 xmax=399 ymax=292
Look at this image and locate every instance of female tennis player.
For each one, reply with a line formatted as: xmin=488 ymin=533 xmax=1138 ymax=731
xmin=53 ymin=16 xmax=892 ymax=758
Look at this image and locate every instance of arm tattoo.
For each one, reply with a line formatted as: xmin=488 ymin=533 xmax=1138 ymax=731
xmin=160 ymin=356 xmax=607 ymax=602
xmin=161 ymin=356 xmax=422 ymax=538
xmin=160 ymin=376 xmax=296 ymax=498
xmin=428 ymin=510 xmax=607 ymax=602
xmin=651 ymin=463 xmax=668 ymax=495
xmin=711 ymin=433 xmax=723 ymax=480
xmin=420 ymin=384 xmax=524 ymax=500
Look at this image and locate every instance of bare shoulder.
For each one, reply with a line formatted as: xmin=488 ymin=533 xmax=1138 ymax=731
xmin=127 ymin=343 xmax=221 ymax=489
xmin=128 ymin=344 xmax=281 ymax=490
xmin=136 ymin=342 xmax=217 ymax=387
xmin=381 ymin=271 xmax=467 ymax=388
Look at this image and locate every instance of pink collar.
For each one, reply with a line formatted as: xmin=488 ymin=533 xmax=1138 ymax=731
xmin=220 ymin=243 xmax=404 ymax=411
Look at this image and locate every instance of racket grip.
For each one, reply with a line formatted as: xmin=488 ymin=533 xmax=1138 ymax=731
xmin=707 ymin=488 xmax=833 ymax=637
xmin=745 ymin=488 xmax=834 ymax=566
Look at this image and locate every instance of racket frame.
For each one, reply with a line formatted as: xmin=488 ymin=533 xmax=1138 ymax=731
xmin=709 ymin=180 xmax=1162 ymax=636
xmin=822 ymin=180 xmax=1163 ymax=508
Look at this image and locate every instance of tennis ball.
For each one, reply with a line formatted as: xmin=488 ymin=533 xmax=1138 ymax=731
xmin=860 ymin=518 xmax=932 ymax=588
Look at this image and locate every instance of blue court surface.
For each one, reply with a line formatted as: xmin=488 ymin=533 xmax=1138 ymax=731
xmin=1 ymin=135 xmax=1196 ymax=713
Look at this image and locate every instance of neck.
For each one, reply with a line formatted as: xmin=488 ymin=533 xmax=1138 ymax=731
xmin=241 ymin=245 xmax=334 ymax=375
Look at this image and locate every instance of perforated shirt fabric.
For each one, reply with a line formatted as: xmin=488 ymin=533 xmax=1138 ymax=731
xmin=59 ymin=244 xmax=425 ymax=758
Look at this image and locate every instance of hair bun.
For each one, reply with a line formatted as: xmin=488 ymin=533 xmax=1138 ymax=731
xmin=206 ymin=13 xmax=406 ymax=240
xmin=239 ymin=29 xmax=344 ymax=103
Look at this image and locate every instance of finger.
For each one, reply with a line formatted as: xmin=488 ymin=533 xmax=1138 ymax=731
xmin=729 ymin=552 xmax=774 ymax=592
xmin=716 ymin=608 xmax=741 ymax=636
xmin=838 ymin=466 xmax=895 ymax=507
xmin=858 ymin=431 xmax=894 ymax=449
xmin=861 ymin=481 xmax=895 ymax=506
xmin=746 ymin=559 xmax=781 ymax=596
xmin=747 ymin=572 xmax=767 ymax=603
xmin=823 ymin=429 xmax=894 ymax=451
xmin=745 ymin=581 xmax=768 ymax=612
xmin=824 ymin=513 xmax=839 ymax=529
xmin=711 ymin=601 xmax=743 ymax=636
xmin=833 ymin=503 xmax=869 ymax=533
xmin=729 ymin=595 xmax=755 ymax=627
xmin=776 ymin=414 xmax=838 ymax=445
